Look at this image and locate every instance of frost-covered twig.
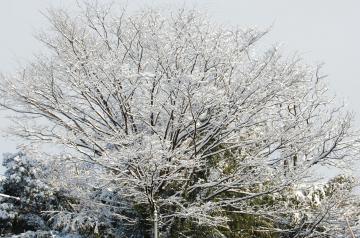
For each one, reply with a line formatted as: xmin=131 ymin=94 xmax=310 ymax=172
xmin=0 ymin=192 xmax=20 ymax=201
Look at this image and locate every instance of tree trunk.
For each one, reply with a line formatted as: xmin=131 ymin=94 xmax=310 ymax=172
xmin=154 ymin=207 xmax=159 ymax=238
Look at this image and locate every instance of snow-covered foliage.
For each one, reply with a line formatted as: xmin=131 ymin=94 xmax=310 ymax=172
xmin=0 ymin=152 xmax=51 ymax=235
xmin=275 ymin=175 xmax=359 ymax=237
xmin=0 ymin=152 xmax=137 ymax=237
xmin=1 ymin=1 xmax=360 ymax=237
xmin=1 ymin=152 xmax=55 ymax=209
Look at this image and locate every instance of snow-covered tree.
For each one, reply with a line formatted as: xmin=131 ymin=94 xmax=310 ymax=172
xmin=0 ymin=152 xmax=71 ymax=236
xmin=0 ymin=152 xmax=52 ymax=234
xmin=0 ymin=151 xmax=139 ymax=237
xmin=1 ymin=2 xmax=359 ymax=237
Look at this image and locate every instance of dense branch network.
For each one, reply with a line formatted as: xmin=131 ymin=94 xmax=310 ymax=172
xmin=0 ymin=2 xmax=359 ymax=237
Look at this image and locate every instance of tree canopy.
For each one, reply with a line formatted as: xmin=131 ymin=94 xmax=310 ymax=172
xmin=1 ymin=2 xmax=360 ymax=237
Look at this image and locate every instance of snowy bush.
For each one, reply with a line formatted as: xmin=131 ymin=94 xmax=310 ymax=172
xmin=0 ymin=152 xmax=84 ymax=236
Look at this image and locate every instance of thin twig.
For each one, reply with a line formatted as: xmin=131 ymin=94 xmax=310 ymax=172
xmin=0 ymin=193 xmax=20 ymax=201
xmin=345 ymin=216 xmax=356 ymax=238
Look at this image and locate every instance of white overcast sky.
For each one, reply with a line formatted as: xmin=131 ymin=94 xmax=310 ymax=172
xmin=0 ymin=0 xmax=359 ymax=167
